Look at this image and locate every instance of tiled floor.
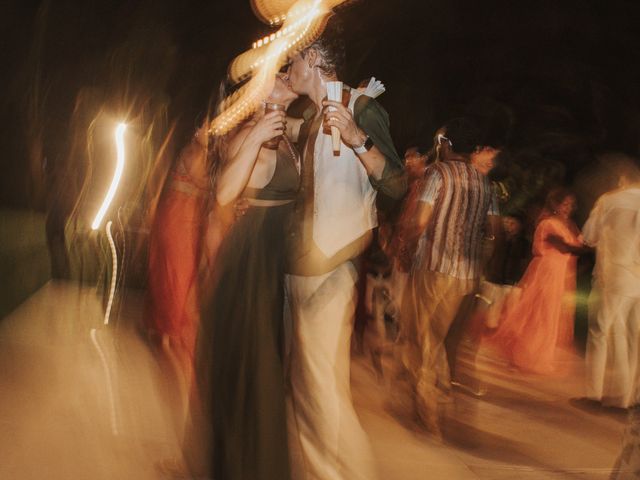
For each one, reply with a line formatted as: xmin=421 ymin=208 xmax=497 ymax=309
xmin=0 ymin=281 xmax=631 ymax=479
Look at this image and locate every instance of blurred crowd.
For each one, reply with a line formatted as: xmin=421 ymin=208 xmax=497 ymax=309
xmin=142 ymin=20 xmax=640 ymax=480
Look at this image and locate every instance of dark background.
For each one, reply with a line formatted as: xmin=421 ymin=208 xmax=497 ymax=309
xmin=2 ymin=0 xmax=640 ymax=213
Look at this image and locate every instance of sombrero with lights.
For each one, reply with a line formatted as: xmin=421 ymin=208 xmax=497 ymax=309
xmin=209 ymin=0 xmax=350 ymax=136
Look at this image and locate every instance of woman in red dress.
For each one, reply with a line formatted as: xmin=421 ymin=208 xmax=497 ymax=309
xmin=491 ymin=188 xmax=585 ymax=374
xmin=145 ymin=124 xmax=212 ymax=384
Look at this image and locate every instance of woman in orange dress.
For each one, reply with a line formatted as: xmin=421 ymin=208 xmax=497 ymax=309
xmin=491 ymin=188 xmax=585 ymax=374
xmin=145 ymin=124 xmax=212 ymax=380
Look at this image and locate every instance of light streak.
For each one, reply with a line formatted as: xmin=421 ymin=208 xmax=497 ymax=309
xmin=90 ymin=328 xmax=119 ymax=435
xmin=92 ymin=123 xmax=127 ymax=230
xmin=103 ymin=220 xmax=118 ymax=326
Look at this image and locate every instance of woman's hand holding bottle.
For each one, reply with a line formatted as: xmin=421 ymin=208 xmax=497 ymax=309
xmin=248 ymin=110 xmax=286 ymax=145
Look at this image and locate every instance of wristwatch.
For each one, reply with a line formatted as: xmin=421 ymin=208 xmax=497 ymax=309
xmin=353 ymin=135 xmax=374 ymax=155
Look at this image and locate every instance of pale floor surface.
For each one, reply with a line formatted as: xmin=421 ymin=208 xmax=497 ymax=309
xmin=0 ymin=281 xmax=632 ymax=479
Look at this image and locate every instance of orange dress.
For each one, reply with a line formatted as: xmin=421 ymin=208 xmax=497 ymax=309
xmin=491 ymin=216 xmax=582 ymax=374
xmin=145 ymin=163 xmax=209 ymax=358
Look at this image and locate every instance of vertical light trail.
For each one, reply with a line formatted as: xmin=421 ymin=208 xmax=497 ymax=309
xmin=92 ymin=123 xmax=127 ymax=230
xmin=90 ymin=328 xmax=120 ymax=435
xmin=103 ymin=220 xmax=118 ymax=326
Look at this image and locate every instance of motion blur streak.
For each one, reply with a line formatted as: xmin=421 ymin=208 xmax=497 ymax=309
xmin=92 ymin=123 xmax=127 ymax=231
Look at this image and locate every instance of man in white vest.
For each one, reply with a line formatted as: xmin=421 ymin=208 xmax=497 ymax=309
xmin=284 ymin=21 xmax=406 ymax=480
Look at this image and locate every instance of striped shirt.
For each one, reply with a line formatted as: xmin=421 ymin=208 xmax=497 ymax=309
xmin=415 ymin=161 xmax=499 ymax=280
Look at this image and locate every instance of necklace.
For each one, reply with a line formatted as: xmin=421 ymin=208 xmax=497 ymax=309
xmin=282 ymin=134 xmax=301 ymax=174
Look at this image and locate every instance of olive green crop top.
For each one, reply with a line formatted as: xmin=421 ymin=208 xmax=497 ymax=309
xmin=242 ymin=141 xmax=300 ymax=201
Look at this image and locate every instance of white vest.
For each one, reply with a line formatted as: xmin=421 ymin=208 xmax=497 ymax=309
xmin=311 ymin=88 xmax=378 ymax=257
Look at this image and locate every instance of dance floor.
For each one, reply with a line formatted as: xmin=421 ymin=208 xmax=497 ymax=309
xmin=0 ymin=281 xmax=630 ymax=479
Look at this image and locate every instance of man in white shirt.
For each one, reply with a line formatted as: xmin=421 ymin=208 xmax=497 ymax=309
xmin=284 ymin=21 xmax=405 ymax=480
xmin=583 ymin=156 xmax=640 ymax=408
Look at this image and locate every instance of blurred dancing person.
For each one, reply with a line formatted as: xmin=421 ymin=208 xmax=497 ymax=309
xmin=391 ymin=146 xmax=428 ymax=255
xmin=476 ymin=214 xmax=531 ymax=334
xmin=285 ymin=21 xmax=406 ymax=480
xmin=397 ymin=117 xmax=501 ymax=435
xmin=367 ymin=146 xmax=427 ymax=357
xmin=388 ymin=129 xmax=457 ymax=328
xmin=492 ymin=188 xmax=585 ymax=374
xmin=445 ymin=146 xmax=510 ymax=395
xmin=486 ymin=214 xmax=530 ymax=288
xmin=145 ymin=121 xmax=211 ymax=398
xmin=404 ymin=146 xmax=429 ymax=177
xmin=195 ymin=74 xmax=299 ymax=480
xmin=583 ymin=157 xmax=640 ymax=408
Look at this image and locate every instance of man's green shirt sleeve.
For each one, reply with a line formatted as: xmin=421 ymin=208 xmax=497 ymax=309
xmin=353 ymin=95 xmax=407 ymax=200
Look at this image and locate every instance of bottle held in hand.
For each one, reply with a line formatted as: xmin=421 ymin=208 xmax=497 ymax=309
xmin=262 ymin=103 xmax=286 ymax=150
xmin=324 ymin=81 xmax=350 ymax=156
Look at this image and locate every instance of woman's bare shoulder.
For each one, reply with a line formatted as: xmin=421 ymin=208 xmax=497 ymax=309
xmin=226 ymin=122 xmax=255 ymax=156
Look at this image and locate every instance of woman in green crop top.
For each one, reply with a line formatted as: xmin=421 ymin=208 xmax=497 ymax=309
xmin=190 ymin=74 xmax=299 ymax=480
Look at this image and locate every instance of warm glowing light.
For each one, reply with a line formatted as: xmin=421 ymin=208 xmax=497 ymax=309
xmin=211 ymin=0 xmax=347 ymax=135
xmin=92 ymin=123 xmax=126 ymax=230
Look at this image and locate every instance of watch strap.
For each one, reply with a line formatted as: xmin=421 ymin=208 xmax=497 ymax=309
xmin=353 ymin=135 xmax=374 ymax=154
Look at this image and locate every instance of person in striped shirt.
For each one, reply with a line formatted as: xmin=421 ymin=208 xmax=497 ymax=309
xmin=398 ymin=117 xmax=502 ymax=436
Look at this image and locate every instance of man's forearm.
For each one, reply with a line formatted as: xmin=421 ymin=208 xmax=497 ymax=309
xmin=349 ymin=126 xmax=386 ymax=179
xmin=356 ymin=145 xmax=387 ymax=179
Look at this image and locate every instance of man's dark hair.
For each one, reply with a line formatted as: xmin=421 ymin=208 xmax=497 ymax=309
xmin=443 ymin=117 xmax=482 ymax=154
xmin=488 ymin=150 xmax=510 ymax=181
xmin=405 ymin=145 xmax=429 ymax=156
xmin=544 ymin=187 xmax=574 ymax=212
xmin=301 ymin=17 xmax=346 ymax=77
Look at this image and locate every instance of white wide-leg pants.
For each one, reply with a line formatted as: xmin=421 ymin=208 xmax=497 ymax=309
xmin=587 ymin=287 xmax=640 ymax=408
xmin=286 ymin=262 xmax=378 ymax=480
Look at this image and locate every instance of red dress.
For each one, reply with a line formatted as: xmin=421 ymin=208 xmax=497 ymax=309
xmin=491 ymin=216 xmax=582 ymax=374
xmin=145 ymin=163 xmax=209 ymax=359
